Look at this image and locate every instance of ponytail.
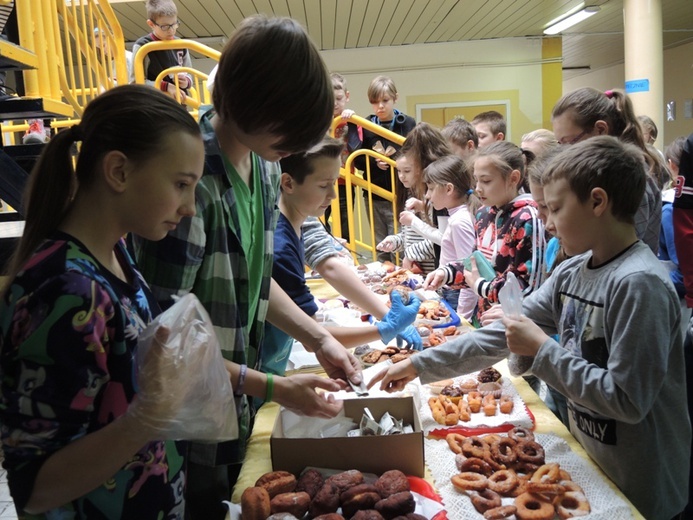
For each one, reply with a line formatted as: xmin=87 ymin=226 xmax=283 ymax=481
xmin=4 ymin=127 xmax=80 ymax=282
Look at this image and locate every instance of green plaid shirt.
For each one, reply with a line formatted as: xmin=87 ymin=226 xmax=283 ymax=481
xmin=131 ymin=109 xmax=280 ymax=465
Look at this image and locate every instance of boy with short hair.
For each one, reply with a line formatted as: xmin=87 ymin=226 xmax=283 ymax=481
xmin=472 ymin=110 xmax=506 ymax=147
xmin=325 ymin=72 xmax=361 ymax=242
xmin=372 ymin=136 xmax=691 ymax=519
xmin=262 ymin=136 xmax=420 ymax=380
xmin=130 ymin=0 xmax=192 ymax=103
xmin=353 ymin=75 xmax=416 ymax=262
xmin=441 ymin=116 xmax=478 ymax=158
xmin=131 ymin=15 xmax=360 ymax=520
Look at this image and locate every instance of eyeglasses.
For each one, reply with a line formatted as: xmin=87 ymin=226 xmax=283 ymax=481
xmin=152 ymin=20 xmax=181 ymax=32
xmin=559 ymin=130 xmax=589 ymax=146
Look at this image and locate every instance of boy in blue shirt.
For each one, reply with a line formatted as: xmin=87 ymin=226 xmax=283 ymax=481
xmin=265 ymin=136 xmax=421 ymax=378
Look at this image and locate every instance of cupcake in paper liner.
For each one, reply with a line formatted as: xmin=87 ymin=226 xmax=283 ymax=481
xmin=477 ymin=381 xmax=502 ymax=398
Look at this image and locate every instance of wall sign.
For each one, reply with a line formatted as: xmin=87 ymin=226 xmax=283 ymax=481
xmin=625 ymin=79 xmax=649 ymax=93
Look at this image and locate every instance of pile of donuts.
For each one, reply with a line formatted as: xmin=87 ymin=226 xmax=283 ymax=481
xmin=418 ymin=325 xmax=461 ymax=347
xmin=360 ymin=346 xmax=417 ymax=365
xmin=446 ymin=427 xmax=591 ymax=519
xmin=240 ymin=468 xmax=427 ymax=520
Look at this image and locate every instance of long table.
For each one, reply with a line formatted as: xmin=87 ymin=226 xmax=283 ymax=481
xmin=230 ymin=360 xmax=644 ymax=519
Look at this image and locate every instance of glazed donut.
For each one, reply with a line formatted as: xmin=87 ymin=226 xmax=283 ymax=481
xmin=446 ymin=433 xmax=465 ymax=454
xmin=530 ymin=463 xmax=561 ymax=483
xmin=487 ymin=469 xmax=519 ymax=495
xmin=555 ymin=491 xmax=591 ymax=519
xmin=515 ymin=440 xmax=545 ymax=465
xmin=483 ymin=505 xmax=518 ymax=519
xmin=461 ymin=436 xmax=491 ymax=459
xmin=506 ymin=474 xmax=530 ymax=497
xmin=458 ymin=457 xmax=493 ymax=476
xmin=469 ymin=488 xmax=502 ymax=514
xmin=450 ymin=472 xmax=488 ymax=491
xmin=514 ymin=491 xmax=555 ymax=520
xmin=490 ymin=438 xmax=517 ymax=465
xmin=511 ymin=461 xmax=540 ymax=475
xmin=507 ymin=426 xmax=534 ymax=443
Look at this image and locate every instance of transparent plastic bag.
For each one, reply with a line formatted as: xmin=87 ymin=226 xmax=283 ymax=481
xmin=499 ymin=272 xmax=534 ymax=376
xmin=136 ymin=293 xmax=238 ymax=441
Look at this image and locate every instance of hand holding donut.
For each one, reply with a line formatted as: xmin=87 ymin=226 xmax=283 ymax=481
xmin=502 ymin=315 xmax=549 ymax=357
xmin=423 ymin=268 xmax=446 ymax=291
xmin=368 ymin=358 xmax=418 ymax=393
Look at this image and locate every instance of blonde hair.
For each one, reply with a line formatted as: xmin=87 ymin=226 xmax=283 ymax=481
xmin=331 ymin=72 xmax=347 ymax=92
xmin=521 ymin=129 xmax=558 ymax=156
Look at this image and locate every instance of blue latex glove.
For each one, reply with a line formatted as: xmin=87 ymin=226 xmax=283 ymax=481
xmin=397 ymin=325 xmax=423 ymax=351
xmin=376 ymin=291 xmax=421 ymax=344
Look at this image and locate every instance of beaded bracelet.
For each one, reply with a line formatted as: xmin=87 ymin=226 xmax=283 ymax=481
xmin=265 ymin=373 xmax=274 ymax=403
xmin=234 ymin=364 xmax=247 ymax=397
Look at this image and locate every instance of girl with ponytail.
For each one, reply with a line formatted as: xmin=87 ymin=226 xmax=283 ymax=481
xmin=0 ymin=84 xmax=204 ymax=517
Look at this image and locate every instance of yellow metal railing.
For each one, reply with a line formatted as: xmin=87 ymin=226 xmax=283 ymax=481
xmin=132 ymin=39 xmax=220 ymax=114
xmin=329 ymin=114 xmax=405 ymax=262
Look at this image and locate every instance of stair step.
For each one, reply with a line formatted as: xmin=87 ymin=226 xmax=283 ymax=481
xmin=0 ymin=97 xmax=72 ymax=120
xmin=0 ymin=39 xmax=37 ymax=72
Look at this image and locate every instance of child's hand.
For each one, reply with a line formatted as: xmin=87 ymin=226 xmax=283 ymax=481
xmin=375 ymin=159 xmax=389 ymax=170
xmin=341 ymin=109 xmax=355 ymax=119
xmin=480 ymin=304 xmax=505 ymax=326
xmin=423 ymin=268 xmax=446 ymax=291
xmin=399 ymin=210 xmax=415 ymax=226
xmin=502 ymin=315 xmax=549 ymax=357
xmin=368 ymin=358 xmax=418 ymax=392
xmin=463 ymin=255 xmax=481 ymax=288
xmin=176 ymin=73 xmax=190 ymax=89
xmin=405 ymin=197 xmax=424 ymax=212
xmin=165 ymin=82 xmax=187 ymax=104
xmin=377 ymin=236 xmax=397 ymax=252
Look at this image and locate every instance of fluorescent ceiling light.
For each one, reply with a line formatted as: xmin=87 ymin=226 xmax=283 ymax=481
xmin=544 ymin=6 xmax=601 ymax=35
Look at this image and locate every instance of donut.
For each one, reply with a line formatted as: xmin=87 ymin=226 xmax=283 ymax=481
xmin=450 ymin=472 xmax=488 ymax=491
xmin=269 ymin=491 xmax=311 ymax=518
xmin=326 ymin=469 xmax=364 ymax=493
xmin=525 ymin=481 xmax=566 ymax=495
xmin=487 ymin=469 xmax=519 ymax=495
xmin=469 ymin=488 xmax=502 ymax=514
xmin=455 ymin=453 xmax=468 ymax=471
xmin=375 ymin=469 xmax=410 ymax=498
xmin=340 ymin=485 xmax=381 ymax=519
xmin=241 ymin=486 xmax=271 ymax=520
xmin=255 ymin=470 xmax=297 ymax=498
xmin=530 ymin=463 xmax=560 ymax=483
xmin=514 ymin=492 xmax=555 ymax=520
xmin=555 ymin=491 xmax=591 ymax=519
xmin=309 ymin=482 xmax=341 ymax=518
xmin=458 ymin=457 xmax=493 ymax=476
xmin=351 ymin=511 xmax=385 ymax=520
xmin=559 ymin=480 xmax=584 ymax=494
xmin=491 ymin=438 xmax=517 ymax=465
xmin=511 ymin=461 xmax=540 ymax=475
xmin=447 ymin=433 xmax=465 ymax=454
xmin=499 ymin=395 xmax=514 ymax=414
xmin=507 ymin=426 xmax=534 ymax=442
xmin=458 ymin=400 xmax=472 ymax=422
xmin=296 ymin=468 xmax=324 ymax=499
xmin=483 ymin=505 xmax=518 ymax=519
xmin=461 ymin=436 xmax=491 ymax=459
xmin=374 ymin=491 xmax=416 ymax=519
xmin=515 ymin=440 xmax=545 ymax=465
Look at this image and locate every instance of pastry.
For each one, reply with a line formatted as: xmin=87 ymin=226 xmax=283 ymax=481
xmin=241 ymin=486 xmax=271 ymax=520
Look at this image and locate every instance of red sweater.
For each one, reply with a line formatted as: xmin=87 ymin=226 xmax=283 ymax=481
xmin=672 ymin=133 xmax=693 ymax=307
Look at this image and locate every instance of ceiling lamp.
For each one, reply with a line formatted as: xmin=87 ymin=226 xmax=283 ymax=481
xmin=544 ymin=6 xmax=601 ymax=35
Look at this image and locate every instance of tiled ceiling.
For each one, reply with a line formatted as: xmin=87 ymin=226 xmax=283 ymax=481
xmin=112 ymin=0 xmax=693 ymax=80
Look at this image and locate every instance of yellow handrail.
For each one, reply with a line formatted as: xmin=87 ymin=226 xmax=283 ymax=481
xmin=153 ymin=66 xmax=213 ymax=110
xmin=133 ymin=39 xmax=221 ymax=85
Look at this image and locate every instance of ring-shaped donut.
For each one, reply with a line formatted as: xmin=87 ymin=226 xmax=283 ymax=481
xmin=450 ymin=472 xmax=488 ymax=491
xmin=491 ymin=438 xmax=517 ymax=465
xmin=446 ymin=433 xmax=466 ymax=454
xmin=462 ymin=436 xmax=491 ymax=459
xmin=530 ymin=463 xmax=560 ymax=483
xmin=507 ymin=426 xmax=534 ymax=442
xmin=556 ymin=490 xmax=591 ymax=519
xmin=469 ymin=488 xmax=502 ymax=514
xmin=459 ymin=457 xmax=493 ymax=476
xmin=515 ymin=440 xmax=545 ymax=465
xmin=483 ymin=504 xmax=518 ymax=520
xmin=514 ymin=491 xmax=555 ymax=520
xmin=487 ymin=469 xmax=519 ymax=494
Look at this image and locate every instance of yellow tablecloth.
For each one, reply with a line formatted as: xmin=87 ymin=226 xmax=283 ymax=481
xmin=230 ymin=360 xmax=643 ymax=518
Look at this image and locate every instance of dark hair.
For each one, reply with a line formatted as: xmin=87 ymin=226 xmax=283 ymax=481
xmin=212 ymin=15 xmax=333 ymax=154
xmin=280 ymin=136 xmax=344 ymax=184
xmin=423 ymin=154 xmax=481 ymax=216
xmin=471 ymin=110 xmax=506 ymax=137
xmin=4 ymin=85 xmax=201 ymax=283
xmin=665 ymin=136 xmax=687 ymax=167
xmin=473 ymin=141 xmax=534 ymax=192
xmin=544 ymin=136 xmax=646 ymax=224
xmin=398 ymin=122 xmax=452 ymax=214
xmin=442 ymin=117 xmax=478 ymax=149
